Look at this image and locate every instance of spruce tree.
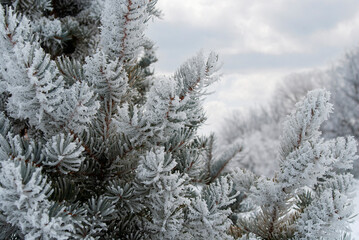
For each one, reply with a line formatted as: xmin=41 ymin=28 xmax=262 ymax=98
xmin=231 ymin=90 xmax=357 ymax=239
xmin=0 ymin=0 xmax=357 ymax=239
xmin=0 ymin=1 xmax=239 ymax=238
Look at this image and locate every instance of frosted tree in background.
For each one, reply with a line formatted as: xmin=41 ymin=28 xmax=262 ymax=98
xmin=220 ymin=70 xmax=326 ymax=177
xmin=324 ymin=48 xmax=359 ymax=139
xmin=220 ymin=107 xmax=280 ymax=177
xmin=270 ymin=70 xmax=327 ymax=120
xmin=0 ymin=0 xmax=357 ymax=239
xmin=221 ymin=46 xmax=359 ymax=179
xmin=322 ymin=48 xmax=359 ymax=177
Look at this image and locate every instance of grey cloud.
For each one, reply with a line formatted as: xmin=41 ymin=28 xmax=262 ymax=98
xmin=221 ymin=46 xmax=341 ymax=73
xmin=147 ymin=21 xmax=233 ymax=72
xmin=263 ymin=0 xmax=359 ymax=36
xmin=147 ymin=1 xmax=359 ymax=75
xmin=148 ymin=19 xmax=342 ymax=74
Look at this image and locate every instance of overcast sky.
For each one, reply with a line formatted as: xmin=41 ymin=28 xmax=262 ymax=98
xmin=147 ymin=0 xmax=359 ymax=134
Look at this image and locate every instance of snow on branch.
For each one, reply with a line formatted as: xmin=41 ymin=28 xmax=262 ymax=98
xmin=43 ymin=133 xmax=85 ymax=174
xmin=115 ymin=51 xmax=221 ymax=147
xmin=100 ymin=0 xmax=149 ymax=62
xmin=0 ymin=160 xmax=75 ymax=239
xmin=279 ymin=89 xmax=332 ymax=161
xmin=0 ymin=7 xmax=32 ymax=49
xmin=84 ymin=50 xmax=129 ymax=104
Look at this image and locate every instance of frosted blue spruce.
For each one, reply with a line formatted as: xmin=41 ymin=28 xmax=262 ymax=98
xmin=232 ymin=90 xmax=357 ymax=239
xmin=0 ymin=0 xmax=238 ymax=239
xmin=0 ymin=0 xmax=357 ymax=239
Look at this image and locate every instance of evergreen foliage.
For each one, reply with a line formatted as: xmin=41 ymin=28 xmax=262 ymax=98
xmin=0 ymin=1 xmax=239 ymax=239
xmin=0 ymin=0 xmax=356 ymax=239
xmin=1 ymin=0 xmax=101 ymax=58
xmin=232 ymin=90 xmax=357 ymax=239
